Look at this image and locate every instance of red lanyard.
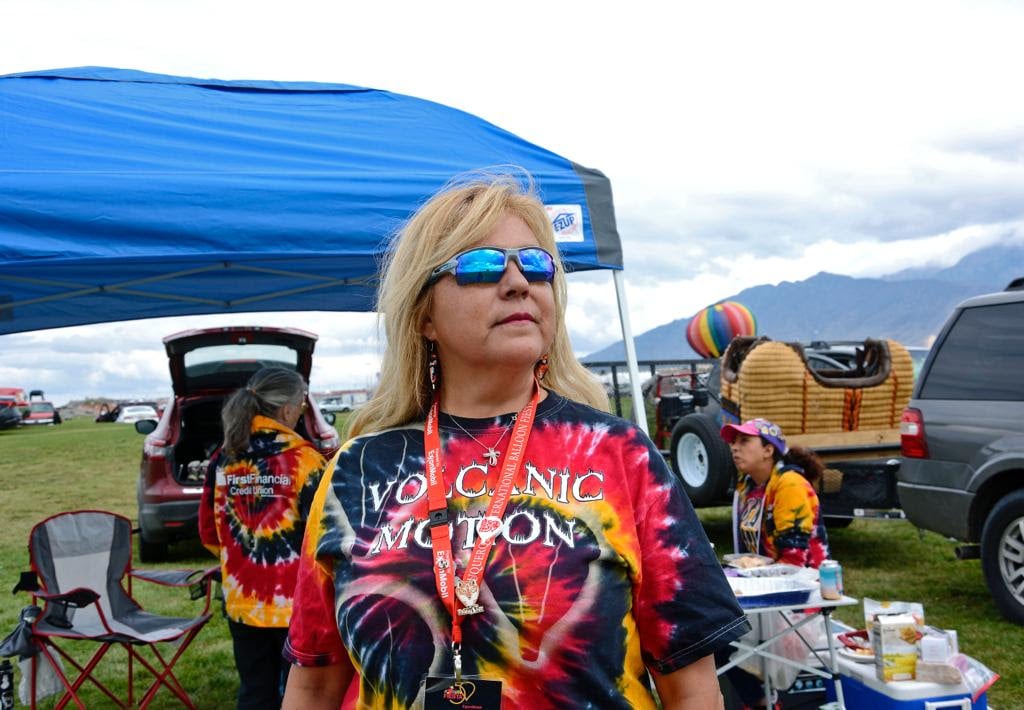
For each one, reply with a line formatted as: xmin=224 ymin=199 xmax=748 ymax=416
xmin=424 ymin=383 xmax=539 ymax=652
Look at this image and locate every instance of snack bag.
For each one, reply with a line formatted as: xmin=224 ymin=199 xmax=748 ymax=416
xmin=863 ymin=598 xmax=924 ymax=642
xmin=949 ymin=653 xmax=1000 ymax=701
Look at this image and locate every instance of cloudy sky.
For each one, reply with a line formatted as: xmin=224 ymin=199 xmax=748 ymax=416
xmin=3 ymin=0 xmax=1024 ymax=405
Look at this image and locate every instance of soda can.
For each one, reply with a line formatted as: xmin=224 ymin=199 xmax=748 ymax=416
xmin=819 ymin=560 xmax=843 ymax=600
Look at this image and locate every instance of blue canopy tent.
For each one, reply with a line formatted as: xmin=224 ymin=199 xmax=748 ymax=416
xmin=0 ymin=67 xmax=646 ymax=427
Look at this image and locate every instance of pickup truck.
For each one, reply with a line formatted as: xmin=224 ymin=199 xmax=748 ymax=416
xmin=648 ymin=337 xmax=915 ymax=525
xmin=0 ymin=387 xmax=29 ymax=417
xmin=22 ymin=389 xmax=62 ymax=426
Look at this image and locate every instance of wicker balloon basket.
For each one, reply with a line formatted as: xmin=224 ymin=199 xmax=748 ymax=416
xmin=720 ymin=337 xmax=914 ymax=436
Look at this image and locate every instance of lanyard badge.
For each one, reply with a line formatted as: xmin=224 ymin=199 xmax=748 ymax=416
xmin=424 ymin=676 xmax=504 ymax=708
xmin=423 ymin=382 xmax=540 ymax=697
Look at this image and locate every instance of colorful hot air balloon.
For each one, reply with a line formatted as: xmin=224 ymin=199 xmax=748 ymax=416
xmin=686 ymin=301 xmax=757 ymax=358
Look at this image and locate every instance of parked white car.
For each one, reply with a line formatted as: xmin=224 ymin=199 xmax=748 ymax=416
xmin=116 ymin=405 xmax=159 ymax=423
xmin=318 ymin=396 xmax=353 ymax=413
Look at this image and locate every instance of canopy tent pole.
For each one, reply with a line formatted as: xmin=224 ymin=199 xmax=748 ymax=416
xmin=612 ymin=270 xmax=647 ymax=434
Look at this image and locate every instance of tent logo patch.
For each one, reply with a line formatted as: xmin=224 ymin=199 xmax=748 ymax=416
xmin=546 ymin=204 xmax=584 ymax=243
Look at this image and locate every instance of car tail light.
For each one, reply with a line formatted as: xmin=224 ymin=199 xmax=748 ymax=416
xmin=900 ymin=407 xmax=929 ymax=458
xmin=144 ymin=435 xmax=172 ymax=458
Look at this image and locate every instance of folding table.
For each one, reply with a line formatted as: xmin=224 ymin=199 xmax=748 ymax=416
xmin=717 ymin=592 xmax=859 ymax=710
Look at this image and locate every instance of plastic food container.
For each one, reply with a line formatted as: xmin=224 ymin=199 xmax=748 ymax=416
xmin=736 ymin=563 xmax=803 ymax=578
xmin=728 ymin=577 xmax=817 ymax=608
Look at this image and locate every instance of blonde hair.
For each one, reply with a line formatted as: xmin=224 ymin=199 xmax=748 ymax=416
xmin=348 ymin=171 xmax=608 ymax=437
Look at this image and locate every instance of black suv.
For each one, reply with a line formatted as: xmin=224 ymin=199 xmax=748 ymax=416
xmin=898 ymin=278 xmax=1024 ymax=624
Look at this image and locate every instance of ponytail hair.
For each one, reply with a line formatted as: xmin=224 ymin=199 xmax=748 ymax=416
xmin=222 ymin=367 xmax=306 ymax=456
xmin=774 ymin=445 xmax=824 ymax=486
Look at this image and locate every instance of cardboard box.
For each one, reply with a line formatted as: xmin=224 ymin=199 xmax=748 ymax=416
xmin=873 ymin=613 xmax=921 ymax=681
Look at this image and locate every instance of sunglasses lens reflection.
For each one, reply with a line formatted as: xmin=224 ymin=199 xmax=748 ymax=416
xmin=518 ymin=248 xmax=555 ymax=282
xmin=453 ymin=248 xmax=554 ymax=285
xmin=454 ymin=248 xmax=508 ymax=285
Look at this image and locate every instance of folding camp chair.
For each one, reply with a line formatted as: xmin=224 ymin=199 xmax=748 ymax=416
xmin=15 ymin=510 xmax=217 ymax=709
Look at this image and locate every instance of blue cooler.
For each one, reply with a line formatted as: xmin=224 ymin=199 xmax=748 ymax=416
xmin=826 ymin=654 xmax=987 ymax=709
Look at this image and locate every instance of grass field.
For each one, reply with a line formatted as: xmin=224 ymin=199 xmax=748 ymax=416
xmin=1 ymin=416 xmax=1020 ymax=707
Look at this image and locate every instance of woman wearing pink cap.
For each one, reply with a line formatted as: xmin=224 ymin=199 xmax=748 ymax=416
xmin=720 ymin=418 xmax=830 ymax=567
xmin=717 ymin=418 xmax=831 ymax=709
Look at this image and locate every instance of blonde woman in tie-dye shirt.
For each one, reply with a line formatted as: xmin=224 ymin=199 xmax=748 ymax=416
xmin=282 ymin=174 xmax=748 ymax=710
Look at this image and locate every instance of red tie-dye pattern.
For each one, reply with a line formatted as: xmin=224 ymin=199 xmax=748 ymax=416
xmin=287 ymin=396 xmax=747 ymax=708
xmin=203 ymin=415 xmax=326 ymax=627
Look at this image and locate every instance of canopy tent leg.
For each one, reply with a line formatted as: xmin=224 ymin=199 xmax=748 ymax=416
xmin=612 ymin=270 xmax=647 ymax=435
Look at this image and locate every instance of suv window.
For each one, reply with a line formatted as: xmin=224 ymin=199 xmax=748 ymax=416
xmin=184 ymin=343 xmax=298 ymax=369
xmin=919 ymin=301 xmax=1024 ymax=400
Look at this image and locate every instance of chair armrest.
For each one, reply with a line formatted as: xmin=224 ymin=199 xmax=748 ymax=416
xmin=130 ymin=566 xmax=220 ymax=607
xmin=11 ymin=570 xmax=39 ymax=594
xmin=129 ymin=566 xmax=218 ymax=588
xmin=35 ymin=587 xmax=102 ymax=630
xmin=35 ymin=587 xmax=100 ymax=608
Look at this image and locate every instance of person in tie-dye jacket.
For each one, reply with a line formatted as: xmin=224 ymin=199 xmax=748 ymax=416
xmin=718 ymin=418 xmax=830 ymax=708
xmin=199 ymin=366 xmax=326 ymax=710
xmin=720 ymin=418 xmax=830 ymax=568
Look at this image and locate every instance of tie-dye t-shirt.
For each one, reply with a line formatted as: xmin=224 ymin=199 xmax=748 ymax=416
xmin=285 ymin=392 xmax=748 ymax=708
xmin=198 ymin=414 xmax=327 ymax=628
xmin=734 ymin=463 xmax=830 ymax=568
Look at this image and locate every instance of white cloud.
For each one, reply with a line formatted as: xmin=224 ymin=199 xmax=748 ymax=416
xmin=2 ymin=0 xmax=1023 ymax=404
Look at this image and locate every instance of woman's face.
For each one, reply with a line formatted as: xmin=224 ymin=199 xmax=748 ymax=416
xmin=277 ymin=396 xmax=304 ymax=431
xmin=729 ymin=433 xmax=775 ymax=481
xmin=421 ymin=213 xmax=556 ymax=381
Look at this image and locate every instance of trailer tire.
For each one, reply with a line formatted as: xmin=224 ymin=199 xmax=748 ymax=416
xmin=981 ymin=489 xmax=1024 ymax=625
xmin=669 ymin=414 xmax=734 ymax=506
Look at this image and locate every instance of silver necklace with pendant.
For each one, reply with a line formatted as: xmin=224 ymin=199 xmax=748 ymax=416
xmin=449 ymin=414 xmax=515 ymax=467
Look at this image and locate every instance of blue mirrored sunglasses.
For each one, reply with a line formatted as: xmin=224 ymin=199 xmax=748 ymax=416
xmin=425 ymin=246 xmax=556 ymax=287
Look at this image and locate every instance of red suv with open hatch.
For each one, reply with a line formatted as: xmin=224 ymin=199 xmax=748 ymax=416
xmin=135 ymin=326 xmax=340 ymax=560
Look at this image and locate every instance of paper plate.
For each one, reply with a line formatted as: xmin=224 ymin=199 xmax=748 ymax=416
xmin=837 ymin=646 xmax=875 ymax=664
xmin=722 ymin=553 xmax=774 ymax=569
xmin=837 ymin=629 xmax=871 ymax=651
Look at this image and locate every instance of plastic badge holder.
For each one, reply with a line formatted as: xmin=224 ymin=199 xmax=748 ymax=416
xmin=728 ymin=576 xmax=817 ymax=608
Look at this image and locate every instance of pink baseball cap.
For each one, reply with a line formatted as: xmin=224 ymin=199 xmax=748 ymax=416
xmin=720 ymin=418 xmax=788 ymax=455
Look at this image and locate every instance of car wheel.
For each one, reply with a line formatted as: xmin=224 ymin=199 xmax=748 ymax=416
xmin=138 ymin=532 xmax=169 ymax=563
xmin=981 ymin=489 xmax=1024 ymax=625
xmin=824 ymin=516 xmax=854 ymax=530
xmin=669 ymin=414 xmax=734 ymax=506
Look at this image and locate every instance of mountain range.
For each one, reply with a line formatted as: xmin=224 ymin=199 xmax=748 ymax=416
xmin=583 ymin=243 xmax=1023 ymax=363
